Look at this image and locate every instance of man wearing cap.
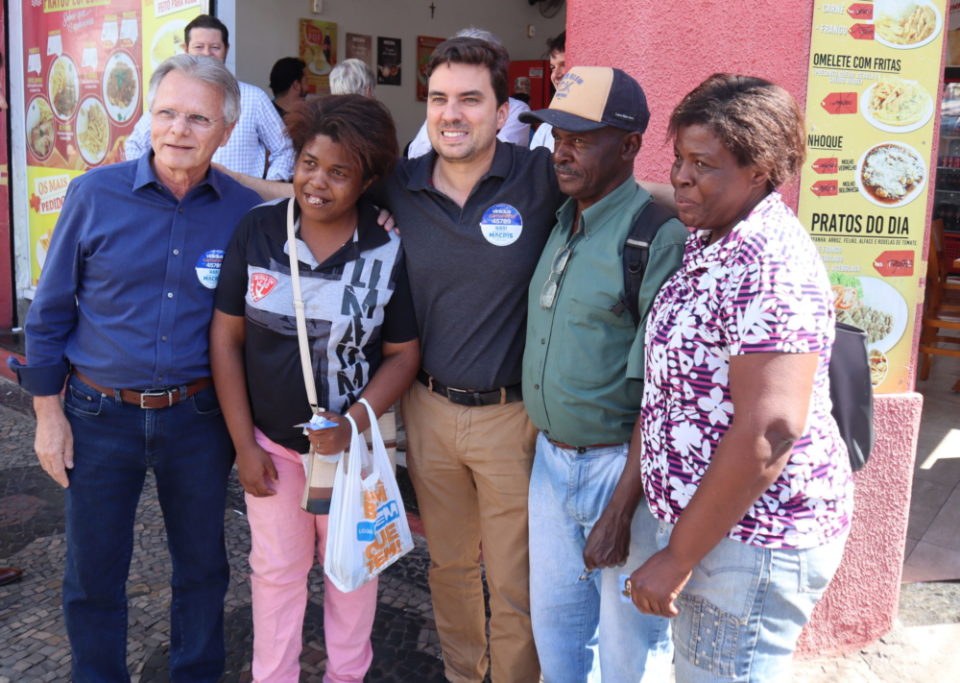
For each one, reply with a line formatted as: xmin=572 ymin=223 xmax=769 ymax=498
xmin=520 ymin=67 xmax=687 ymax=680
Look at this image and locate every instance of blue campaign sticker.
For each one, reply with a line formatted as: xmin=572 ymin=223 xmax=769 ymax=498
xmin=195 ymin=249 xmax=224 ymax=289
xmin=479 ymin=203 xmax=523 ymax=247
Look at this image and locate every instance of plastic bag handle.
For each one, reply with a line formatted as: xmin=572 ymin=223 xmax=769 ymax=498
xmin=344 ymin=412 xmax=380 ymax=486
xmin=357 ymin=398 xmax=382 ymax=446
xmin=341 ymin=413 xmax=360 ymax=477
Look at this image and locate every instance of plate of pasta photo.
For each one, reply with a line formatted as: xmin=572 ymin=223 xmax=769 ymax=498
xmin=861 ymin=76 xmax=933 ymax=133
xmin=76 ymin=97 xmax=110 ymax=166
xmin=102 ymin=51 xmax=139 ymax=124
xmin=48 ymin=54 xmax=80 ymax=120
xmin=26 ymin=96 xmax=56 ymax=161
xmin=874 ymin=0 xmax=942 ymax=49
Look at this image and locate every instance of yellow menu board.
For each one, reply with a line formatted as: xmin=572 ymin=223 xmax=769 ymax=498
xmin=140 ymin=0 xmax=207 ymax=111
xmin=798 ymin=0 xmax=947 ymax=393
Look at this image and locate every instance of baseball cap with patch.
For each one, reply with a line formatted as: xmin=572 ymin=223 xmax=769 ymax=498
xmin=519 ymin=66 xmax=650 ymax=134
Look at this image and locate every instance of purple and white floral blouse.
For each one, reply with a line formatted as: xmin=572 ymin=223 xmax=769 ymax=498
xmin=641 ymin=192 xmax=853 ymax=549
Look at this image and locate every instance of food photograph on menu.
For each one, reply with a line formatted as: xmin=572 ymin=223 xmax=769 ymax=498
xmin=857 ymin=141 xmax=927 ymax=207
xmin=861 ymin=76 xmax=933 ymax=131
xmin=874 ymin=0 xmax=941 ymax=48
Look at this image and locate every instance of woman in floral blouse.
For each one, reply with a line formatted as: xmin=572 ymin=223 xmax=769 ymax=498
xmin=627 ymin=74 xmax=853 ymax=681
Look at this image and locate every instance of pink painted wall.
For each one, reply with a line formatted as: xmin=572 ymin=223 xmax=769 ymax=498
xmin=797 ymin=393 xmax=922 ymax=655
xmin=567 ymin=0 xmax=812 ymax=209
xmin=567 ymin=0 xmax=924 ymax=655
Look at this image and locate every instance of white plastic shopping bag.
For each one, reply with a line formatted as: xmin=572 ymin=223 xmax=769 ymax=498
xmin=324 ymin=398 xmax=414 ymax=592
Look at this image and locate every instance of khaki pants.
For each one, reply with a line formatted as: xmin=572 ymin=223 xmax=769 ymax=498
xmin=402 ymin=380 xmax=539 ymax=683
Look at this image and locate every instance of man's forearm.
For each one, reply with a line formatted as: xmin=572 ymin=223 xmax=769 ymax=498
xmin=213 ymin=163 xmax=293 ymax=201
xmin=604 ymin=418 xmax=646 ymax=517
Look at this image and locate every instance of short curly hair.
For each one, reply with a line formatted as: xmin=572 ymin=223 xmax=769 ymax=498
xmin=668 ymin=74 xmax=805 ymax=190
xmin=285 ymin=95 xmax=398 ymax=181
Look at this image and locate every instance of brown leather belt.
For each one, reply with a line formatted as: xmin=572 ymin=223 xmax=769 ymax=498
xmin=73 ymin=371 xmax=212 ymax=409
xmin=548 ymin=439 xmax=624 ymax=454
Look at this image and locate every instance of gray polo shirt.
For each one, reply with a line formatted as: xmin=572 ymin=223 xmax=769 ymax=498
xmin=376 ymin=142 xmax=564 ymax=391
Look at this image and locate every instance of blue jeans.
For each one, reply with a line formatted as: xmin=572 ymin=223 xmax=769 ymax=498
xmin=62 ymin=375 xmax=234 ymax=682
xmin=647 ymin=506 xmax=848 ymax=681
xmin=529 ymin=434 xmax=672 ymax=682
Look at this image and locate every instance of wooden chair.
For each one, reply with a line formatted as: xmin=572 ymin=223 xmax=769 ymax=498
xmin=918 ymin=219 xmax=960 ymax=391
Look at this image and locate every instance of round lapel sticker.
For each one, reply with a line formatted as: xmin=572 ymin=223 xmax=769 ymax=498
xmin=195 ymin=249 xmax=224 ymax=289
xmin=480 ymin=203 xmax=523 ymax=246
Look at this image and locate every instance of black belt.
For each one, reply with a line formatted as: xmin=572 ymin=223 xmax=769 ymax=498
xmin=417 ymin=370 xmax=522 ymax=407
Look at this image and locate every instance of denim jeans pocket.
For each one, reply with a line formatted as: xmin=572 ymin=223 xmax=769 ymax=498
xmin=797 ymin=538 xmax=845 ymax=595
xmin=675 ymin=592 xmax=746 ymax=679
xmin=694 ymin=545 xmax=764 ymax=617
xmin=190 ymin=386 xmax=222 ymax=416
xmin=64 ymin=378 xmax=105 ymax=417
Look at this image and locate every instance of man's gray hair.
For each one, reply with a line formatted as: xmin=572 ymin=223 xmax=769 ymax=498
xmin=329 ymin=58 xmax=375 ymax=96
xmin=453 ymin=27 xmax=503 ymax=48
xmin=147 ymin=54 xmax=241 ymax=124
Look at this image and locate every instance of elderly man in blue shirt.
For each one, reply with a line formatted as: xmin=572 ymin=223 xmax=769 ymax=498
xmin=9 ymin=54 xmax=261 ymax=682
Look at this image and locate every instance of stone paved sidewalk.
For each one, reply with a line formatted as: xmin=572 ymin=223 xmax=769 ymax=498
xmin=0 ymin=388 xmax=446 ymax=682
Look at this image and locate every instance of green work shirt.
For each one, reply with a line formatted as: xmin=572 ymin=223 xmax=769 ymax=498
xmin=522 ymin=177 xmax=688 ymax=446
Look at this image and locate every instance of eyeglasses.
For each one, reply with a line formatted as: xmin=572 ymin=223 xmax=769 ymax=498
xmin=153 ymin=108 xmax=221 ymax=130
xmin=540 ymin=245 xmax=573 ymax=309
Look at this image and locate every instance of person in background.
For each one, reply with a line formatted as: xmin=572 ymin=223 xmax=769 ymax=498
xmin=269 ymin=57 xmax=308 ymax=118
xmin=330 ymin=58 xmax=376 ymax=97
xmin=9 ymin=54 xmax=262 ymax=681
xmin=125 ymin=14 xmax=294 ymax=181
xmin=520 ymin=66 xmax=685 ymax=682
xmin=405 ymin=27 xmax=531 ymax=158
xmin=628 ymin=73 xmax=853 ymax=681
xmin=211 ymin=94 xmax=419 ymax=683
xmin=529 ymin=31 xmax=566 ymax=152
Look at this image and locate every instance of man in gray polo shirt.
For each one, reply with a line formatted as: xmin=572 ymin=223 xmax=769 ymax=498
xmin=520 ymin=67 xmax=687 ymax=681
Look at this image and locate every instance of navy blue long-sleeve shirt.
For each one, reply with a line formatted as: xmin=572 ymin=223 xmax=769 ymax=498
xmin=10 ymin=153 xmax=261 ymax=395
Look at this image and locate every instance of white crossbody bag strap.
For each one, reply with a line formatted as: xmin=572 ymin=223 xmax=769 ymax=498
xmin=286 ymin=197 xmax=322 ymax=416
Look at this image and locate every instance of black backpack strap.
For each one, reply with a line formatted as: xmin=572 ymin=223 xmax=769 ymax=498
xmin=612 ymin=200 xmax=677 ymax=325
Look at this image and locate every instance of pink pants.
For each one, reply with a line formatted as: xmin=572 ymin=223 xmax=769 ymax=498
xmin=246 ymin=429 xmax=377 ymax=683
